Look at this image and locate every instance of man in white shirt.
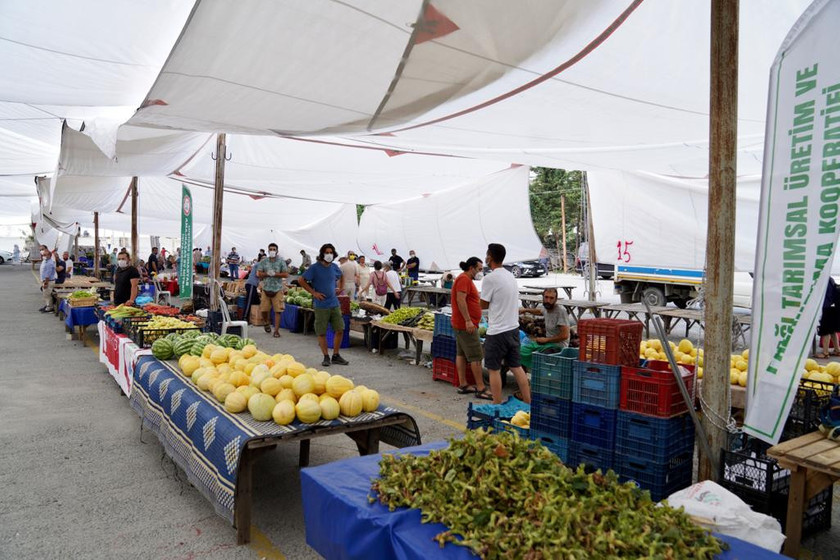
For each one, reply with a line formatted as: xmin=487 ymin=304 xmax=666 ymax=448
xmin=62 ymin=251 xmax=74 ymax=277
xmin=383 ymin=263 xmax=402 ymax=310
xmin=480 ymin=243 xmax=531 ymax=404
xmin=339 ymin=255 xmax=360 ymax=300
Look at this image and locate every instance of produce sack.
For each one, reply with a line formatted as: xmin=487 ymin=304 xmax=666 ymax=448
xmin=666 ymin=481 xmax=785 ymax=552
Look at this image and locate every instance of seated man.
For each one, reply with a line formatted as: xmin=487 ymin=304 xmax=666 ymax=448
xmin=519 ymin=288 xmax=570 ymax=370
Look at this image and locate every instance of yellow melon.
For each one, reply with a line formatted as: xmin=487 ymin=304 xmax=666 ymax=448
xmin=248 ymin=393 xmax=276 ymax=421
xmin=260 ymin=377 xmax=283 ymax=397
xmin=295 ymin=399 xmax=322 ymax=423
xmin=339 ymin=390 xmax=363 ymax=417
xmin=326 ymin=375 xmax=354 ymax=398
xmin=319 ymin=396 xmax=340 ymax=420
xmin=272 ymin=400 xmax=296 ymax=425
xmin=275 ymin=388 xmax=297 ymax=404
xmin=224 ymin=391 xmax=248 ymax=413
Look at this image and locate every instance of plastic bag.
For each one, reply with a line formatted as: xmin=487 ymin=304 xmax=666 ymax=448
xmin=666 ymin=481 xmax=785 ymax=552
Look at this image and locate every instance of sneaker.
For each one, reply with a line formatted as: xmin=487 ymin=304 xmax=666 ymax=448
xmin=331 ymin=354 xmax=349 ymax=366
xmin=321 ymin=355 xmax=331 ymax=367
xmin=37 ymin=306 xmax=47 ymax=312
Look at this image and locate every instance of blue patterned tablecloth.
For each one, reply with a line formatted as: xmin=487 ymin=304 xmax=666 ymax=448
xmin=129 ymin=356 xmax=418 ymax=524
xmin=60 ymin=298 xmax=99 ymax=330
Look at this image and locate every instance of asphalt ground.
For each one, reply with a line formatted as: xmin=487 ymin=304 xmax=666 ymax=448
xmin=0 ymin=264 xmax=836 ymax=559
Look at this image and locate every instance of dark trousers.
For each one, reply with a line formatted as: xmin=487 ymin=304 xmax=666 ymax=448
xmin=385 ymin=292 xmax=401 ymax=310
xmin=244 ymin=284 xmax=259 ymax=323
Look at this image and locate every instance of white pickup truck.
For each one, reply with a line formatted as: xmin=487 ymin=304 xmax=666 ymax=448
xmin=614 ymin=265 xmax=754 ymax=309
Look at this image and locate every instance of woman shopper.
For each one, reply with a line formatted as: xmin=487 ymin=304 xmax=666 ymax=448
xmin=817 ymin=276 xmax=839 ymax=358
xmin=362 ymin=260 xmax=389 ymax=307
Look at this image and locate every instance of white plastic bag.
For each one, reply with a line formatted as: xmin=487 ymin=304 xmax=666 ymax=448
xmin=666 ymin=480 xmax=785 ymax=552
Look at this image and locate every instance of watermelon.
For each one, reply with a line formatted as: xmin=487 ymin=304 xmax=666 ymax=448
xmin=181 ymin=329 xmax=201 ymax=340
xmin=222 ymin=334 xmax=241 ymax=348
xmin=173 ymin=338 xmax=193 ymax=357
xmin=152 ymin=339 xmax=174 ymax=360
xmin=236 ymin=337 xmax=256 ymax=350
xmin=190 ymin=339 xmax=210 ymax=357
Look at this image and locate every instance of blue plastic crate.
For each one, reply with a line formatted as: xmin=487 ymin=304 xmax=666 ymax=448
xmin=467 ymin=397 xmax=530 ymax=431
xmin=431 ymin=334 xmax=457 ymax=360
xmin=569 ymin=441 xmax=614 ymax=472
xmin=616 ymin=451 xmax=694 ymax=502
xmin=532 ymin=347 xmax=578 ymax=399
xmin=530 ymin=394 xmax=572 ymax=438
xmin=530 ymin=431 xmax=569 ymax=463
xmin=615 ymin=411 xmax=695 ymax=463
xmin=492 ymin=417 xmax=530 ymax=439
xmin=570 ymin=403 xmax=617 ymax=449
xmin=434 ymin=313 xmax=455 ymax=338
xmin=572 ymin=361 xmax=622 ymax=409
xmin=326 ymin=315 xmax=351 ymax=349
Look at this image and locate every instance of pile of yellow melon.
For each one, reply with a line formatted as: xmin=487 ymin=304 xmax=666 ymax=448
xmin=639 ymin=338 xmax=704 ymax=378
xmin=729 ymin=349 xmax=750 ymax=387
xmin=176 ymin=343 xmax=380 ymax=425
xmin=801 ymin=358 xmax=840 ymax=385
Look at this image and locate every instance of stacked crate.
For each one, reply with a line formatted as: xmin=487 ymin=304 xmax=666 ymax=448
xmin=615 ymin=359 xmax=697 ymax=501
xmin=527 ymin=347 xmax=579 ymax=462
xmin=431 ymin=313 xmax=470 ymax=385
xmin=569 ymin=319 xmax=643 ymax=473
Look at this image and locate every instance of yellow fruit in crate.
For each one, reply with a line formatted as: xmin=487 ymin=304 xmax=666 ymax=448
xmin=213 ymin=382 xmax=236 ymax=403
xmin=248 ymin=393 xmax=276 ymax=421
xmin=689 ymin=348 xmax=697 ymax=358
xmin=295 ymin=399 xmax=322 ymax=423
xmin=326 ymin=375 xmax=354 ymax=398
xmin=657 ymin=352 xmax=667 ymax=361
xmin=237 ymin=385 xmax=259 ymax=400
xmin=738 ymin=371 xmax=748 ymax=387
xmin=674 ymin=351 xmax=685 ymax=363
xmin=260 ymin=377 xmax=283 ymax=397
xmin=224 ymin=391 xmax=248 ymax=413
xmin=287 ymin=362 xmax=307 ymax=377
xmin=697 ymin=367 xmax=703 ymax=379
xmin=650 ymin=339 xmax=662 ymax=351
xmin=299 ymin=393 xmax=320 ymax=403
xmin=242 ymin=344 xmax=257 ymax=359
xmin=644 ymin=348 xmax=658 ymax=360
xmin=272 ymin=400 xmax=296 ymax=425
xmin=683 ymin=356 xmax=696 ymax=366
xmin=181 ymin=356 xmax=201 ymax=376
xmin=826 ymin=362 xmax=840 ymax=376
xmin=678 ymin=339 xmax=693 ymax=354
xmin=698 ymin=356 xmax=704 ymax=368
xmin=292 ymin=373 xmax=316 ymax=397
xmin=313 ymin=371 xmax=331 ymax=394
xmin=339 ymin=390 xmax=363 ymax=417
xmin=809 ymin=371 xmax=834 ymax=383
xmin=229 ymin=371 xmax=250 ymax=387
xmin=730 ymin=369 xmax=740 ymax=385
xmin=210 ymin=348 xmax=229 ymax=365
xmin=319 ymin=396 xmax=340 ymax=420
xmin=805 ymin=358 xmax=819 ymax=371
xmin=275 ymin=388 xmax=297 ymax=404
xmin=735 ymin=359 xmax=748 ymax=372
xmin=361 ymin=389 xmax=380 ymax=412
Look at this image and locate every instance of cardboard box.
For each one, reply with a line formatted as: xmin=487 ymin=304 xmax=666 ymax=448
xmin=250 ymin=306 xmax=267 ymax=326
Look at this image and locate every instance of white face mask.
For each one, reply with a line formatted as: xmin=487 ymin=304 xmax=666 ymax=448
xmin=268 ymin=250 xmax=277 ymax=258
xmin=118 ymin=260 xmax=129 ymax=269
xmin=474 ymin=270 xmax=484 ymax=280
xmin=323 ymin=253 xmax=334 ymax=263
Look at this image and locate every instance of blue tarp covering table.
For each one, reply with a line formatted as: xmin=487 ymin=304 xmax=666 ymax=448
xmin=59 ymin=298 xmax=99 ymax=339
xmin=300 ymin=441 xmax=787 ymax=560
xmin=129 ymin=355 xmax=420 ymax=544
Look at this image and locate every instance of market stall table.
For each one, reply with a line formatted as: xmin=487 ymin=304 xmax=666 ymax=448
xmin=767 ymin=432 xmax=840 ymax=558
xmin=97 ymin=320 xmax=151 ymax=396
xmin=301 ymin=441 xmax=787 ymax=560
xmin=370 ymin=320 xmax=414 ymax=353
xmin=403 ymin=285 xmax=450 ymax=307
xmin=654 ymin=308 xmax=752 ymax=348
xmin=525 ymin=284 xmax=576 ymax=299
xmin=600 ymin=303 xmax=669 ymax=336
xmin=129 ymin=356 xmax=421 ymax=545
xmin=58 ymin=298 xmax=99 ymax=342
xmin=411 ymin=327 xmax=434 ymax=365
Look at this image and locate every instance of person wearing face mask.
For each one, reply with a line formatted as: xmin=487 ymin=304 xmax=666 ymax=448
xmin=480 ymin=243 xmax=531 ymax=404
xmin=339 ymin=254 xmax=360 ymax=301
xmin=38 ymin=245 xmax=57 ymax=312
xmin=518 ymin=288 xmax=571 ymax=370
xmin=451 ymin=257 xmax=492 ymax=399
xmin=405 ymin=250 xmax=420 ymax=284
xmin=257 ymin=242 xmax=290 ymax=338
xmin=298 ymin=243 xmax=349 ymax=367
xmin=113 ymin=250 xmax=140 ymax=306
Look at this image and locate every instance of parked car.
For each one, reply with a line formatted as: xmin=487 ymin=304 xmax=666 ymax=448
xmin=484 ymin=260 xmax=548 ymax=278
xmin=0 ymin=249 xmax=12 ymax=264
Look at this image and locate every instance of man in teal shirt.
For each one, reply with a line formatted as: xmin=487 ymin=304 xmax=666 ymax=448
xmin=257 ymin=243 xmax=289 ymax=337
xmin=298 ymin=243 xmax=348 ymax=367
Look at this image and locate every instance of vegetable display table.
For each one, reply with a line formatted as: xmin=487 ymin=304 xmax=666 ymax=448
xmin=129 ymin=356 xmax=421 ymax=545
xmin=300 ymin=441 xmax=786 ymax=560
xmin=767 ymin=432 xmax=840 ymax=558
xmin=59 ymin=298 xmax=99 ymax=342
xmin=403 ymin=285 xmax=451 ymax=307
xmin=97 ymin=321 xmax=152 ymax=396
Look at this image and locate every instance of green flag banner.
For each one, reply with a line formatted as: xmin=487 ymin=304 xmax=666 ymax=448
xmin=179 ymin=184 xmax=193 ymax=299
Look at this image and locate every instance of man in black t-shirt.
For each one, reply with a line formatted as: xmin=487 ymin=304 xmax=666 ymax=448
xmin=388 ymin=248 xmax=404 ymax=272
xmin=147 ymin=247 xmax=160 ymax=276
xmin=406 ymin=250 xmax=419 ymax=282
xmin=54 ymin=254 xmax=67 ymax=285
xmin=114 ymin=250 xmax=140 ymax=305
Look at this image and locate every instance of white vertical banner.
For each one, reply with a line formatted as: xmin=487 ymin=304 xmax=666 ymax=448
xmin=745 ymin=0 xmax=840 ymax=444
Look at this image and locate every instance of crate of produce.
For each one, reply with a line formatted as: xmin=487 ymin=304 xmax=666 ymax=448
xmin=68 ymin=295 xmax=98 ymax=308
xmin=134 ymin=326 xmax=200 ymax=348
xmin=120 ymin=316 xmax=153 ymax=338
xmin=492 ymin=417 xmax=530 ymax=440
xmin=433 ymin=312 xmax=454 ymax=338
xmin=431 ymin=334 xmax=457 ymax=361
xmin=783 ymin=379 xmax=835 ymax=439
xmin=572 ymin=361 xmax=622 ymax=409
xmin=467 ymin=396 xmax=529 ymax=431
xmin=615 ymin=451 xmax=693 ymax=502
xmin=615 ymin=411 xmax=695 ymax=463
xmin=432 ymin=357 xmax=458 ymax=385
xmin=530 ymin=393 xmax=572 ymax=438
xmin=619 ymin=360 xmax=696 ymax=418
xmin=530 ymin=430 xmax=569 ymax=463
xmin=578 ymin=318 xmax=643 ymax=366
xmin=569 ymin=441 xmax=614 ymax=472
xmin=570 ymin=402 xmax=617 ymax=449
xmin=532 ymin=347 xmax=578 ymax=399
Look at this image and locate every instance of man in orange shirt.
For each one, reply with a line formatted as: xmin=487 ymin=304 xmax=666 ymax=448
xmin=451 ymin=257 xmax=491 ymax=399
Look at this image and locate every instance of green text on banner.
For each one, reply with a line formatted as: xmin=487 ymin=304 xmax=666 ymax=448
xmin=179 ymin=184 xmax=193 ymax=299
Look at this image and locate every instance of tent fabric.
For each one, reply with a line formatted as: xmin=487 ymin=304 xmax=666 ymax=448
xmin=357 ymin=165 xmax=541 ymax=270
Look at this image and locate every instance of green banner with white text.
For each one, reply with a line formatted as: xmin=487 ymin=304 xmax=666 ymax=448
xmin=179 ymin=184 xmax=193 ymax=299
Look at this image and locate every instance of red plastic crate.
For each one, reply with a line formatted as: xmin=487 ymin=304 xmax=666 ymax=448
xmin=578 ymin=318 xmax=643 ymax=366
xmin=433 ymin=357 xmax=475 ymax=386
xmin=620 ymin=360 xmax=696 ymax=418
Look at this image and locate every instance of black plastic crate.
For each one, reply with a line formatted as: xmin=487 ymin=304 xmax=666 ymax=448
xmin=783 ymin=380 xmax=835 ymax=439
xmin=431 ymin=334 xmax=457 ymax=360
xmin=569 ymin=441 xmax=614 ymax=472
xmin=615 ymin=411 xmax=695 ymax=463
xmin=616 ymin=451 xmax=693 ymax=502
xmin=530 ymin=394 xmax=572 ymax=438
xmin=570 ymin=402 xmax=617 ymax=449
xmin=134 ymin=326 xmax=200 ymax=349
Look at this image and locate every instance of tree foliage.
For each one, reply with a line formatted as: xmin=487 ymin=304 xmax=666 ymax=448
xmin=529 ymin=167 xmax=584 ymax=253
xmin=356 ymin=204 xmax=365 ymax=224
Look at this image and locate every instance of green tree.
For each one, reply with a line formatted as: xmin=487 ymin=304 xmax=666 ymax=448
xmin=356 ymin=204 xmax=365 ymax=224
xmin=529 ymin=168 xmax=584 ymax=258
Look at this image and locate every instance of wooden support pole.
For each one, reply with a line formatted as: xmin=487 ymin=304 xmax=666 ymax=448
xmin=93 ymin=212 xmax=100 ymax=278
xmin=561 ymin=195 xmax=568 ymax=273
xmin=698 ymin=0 xmax=738 ymax=482
xmin=583 ymin=172 xmax=597 ymax=301
xmin=130 ymin=177 xmax=139 ymax=266
xmin=210 ymin=133 xmax=227 ymax=311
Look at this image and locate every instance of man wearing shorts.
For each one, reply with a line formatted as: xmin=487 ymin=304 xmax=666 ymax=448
xmin=298 ymin=243 xmax=349 ymax=367
xmin=480 ymin=243 xmax=531 ymax=404
xmin=451 ymin=257 xmax=490 ymax=399
xmin=257 ymin=243 xmax=289 ymax=337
